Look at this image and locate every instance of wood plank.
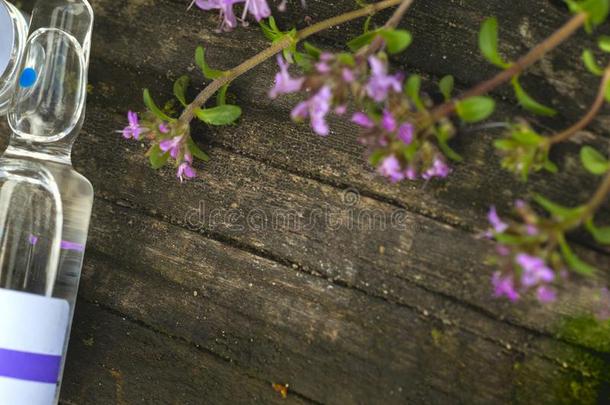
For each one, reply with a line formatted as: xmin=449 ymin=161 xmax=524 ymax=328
xmin=67 ymin=101 xmax=610 ymax=348
xmin=76 ymin=199 xmax=609 ymax=404
xmin=60 ymin=301 xmax=306 ymax=404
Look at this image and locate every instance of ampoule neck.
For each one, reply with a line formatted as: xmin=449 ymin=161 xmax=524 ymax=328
xmin=4 ymin=135 xmax=73 ymax=165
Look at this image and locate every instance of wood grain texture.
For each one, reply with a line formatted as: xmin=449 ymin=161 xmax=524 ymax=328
xmin=4 ymin=0 xmax=610 ymax=403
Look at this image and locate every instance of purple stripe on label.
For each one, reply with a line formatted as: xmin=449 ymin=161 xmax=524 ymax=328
xmin=27 ymin=234 xmax=85 ymax=252
xmin=0 ymin=348 xmax=61 ymax=384
xmin=60 ymin=240 xmax=85 ymax=252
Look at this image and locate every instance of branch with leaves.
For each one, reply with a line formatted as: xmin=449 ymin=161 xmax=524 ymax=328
xmin=121 ymin=0 xmax=610 ymax=309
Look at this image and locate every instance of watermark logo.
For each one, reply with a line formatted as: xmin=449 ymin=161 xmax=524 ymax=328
xmin=185 ymin=188 xmax=409 ymax=232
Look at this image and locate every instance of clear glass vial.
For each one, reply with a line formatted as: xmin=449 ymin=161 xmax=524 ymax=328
xmin=0 ymin=1 xmax=94 ymax=404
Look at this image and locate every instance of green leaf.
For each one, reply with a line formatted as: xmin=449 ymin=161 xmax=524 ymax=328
xmin=378 ymin=29 xmax=412 ymax=54
xmin=369 ymin=149 xmax=386 ymax=166
xmin=479 ymin=17 xmax=510 ymax=68
xmin=173 ymin=75 xmax=190 ymax=107
xmin=195 ymin=105 xmax=242 ymax=125
xmin=438 ymin=75 xmax=454 ymax=101
xmin=543 ymin=158 xmax=559 ymax=173
xmin=599 ymin=35 xmax=610 ymax=52
xmin=581 ymin=0 xmax=610 ymax=26
xmin=436 ymin=126 xmax=463 ymax=162
xmin=363 ymin=14 xmax=373 ymax=33
xmin=455 ymin=96 xmax=495 ymax=123
xmin=582 ymin=49 xmax=604 ymax=75
xmin=512 ymin=77 xmax=557 ymax=116
xmin=303 ymin=42 xmax=322 ymax=58
xmin=217 ymin=84 xmax=229 ymax=106
xmin=186 ymin=136 xmax=210 ymax=162
xmin=605 ymin=80 xmax=610 ymax=102
xmin=259 ymin=16 xmax=282 ymax=41
xmin=585 ymin=219 xmax=610 ymax=244
xmin=580 ymin=145 xmax=610 ymax=174
xmin=494 ymin=138 xmax=518 ymax=150
xmin=143 ymin=89 xmax=174 ymax=122
xmin=494 ymin=233 xmax=539 ymax=245
xmin=195 ymin=46 xmax=223 ymax=80
xmin=405 ymin=75 xmax=425 ymax=110
xmin=511 ymin=128 xmax=542 ymax=145
xmin=533 ymin=194 xmax=585 ymax=221
xmin=347 ymin=30 xmax=378 ymax=51
xmin=149 ymin=144 xmax=170 ymax=169
xmin=559 ymin=235 xmax=597 ymax=275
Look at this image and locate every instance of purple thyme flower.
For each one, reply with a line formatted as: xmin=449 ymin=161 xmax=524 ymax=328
xmin=160 ymin=135 xmax=184 ymax=159
xmin=492 ymin=271 xmax=520 ymax=302
xmin=334 ymin=105 xmax=347 ymax=115
xmin=382 ymin=110 xmax=397 ymax=132
xmin=397 ymin=123 xmax=414 ymax=145
xmin=194 ymin=0 xmax=242 ymax=31
xmin=378 ymin=155 xmax=405 ymax=183
xmin=422 ymin=156 xmax=450 ymax=180
xmin=488 ymin=206 xmax=508 ymax=234
xmin=366 ymin=56 xmax=402 ymax=102
xmin=405 ymin=166 xmax=417 ymax=180
xmin=315 ymin=61 xmax=332 ymax=74
xmin=525 ymin=224 xmax=538 ymax=236
xmin=269 ymin=55 xmax=304 ymax=98
xmin=536 ymin=285 xmax=557 ymax=303
xmin=291 ymin=85 xmax=332 ymax=136
xmin=516 ymin=253 xmax=554 ymax=287
xmin=496 ymin=245 xmax=510 ymax=256
xmin=242 ymin=0 xmax=270 ymax=21
xmin=342 ymin=68 xmax=355 ymax=83
xmin=177 ymin=162 xmax=197 ymax=181
xmin=352 ymin=112 xmax=375 ymax=128
xmin=122 ymin=111 xmax=146 ymax=140
xmin=159 ymin=123 xmax=170 ymax=134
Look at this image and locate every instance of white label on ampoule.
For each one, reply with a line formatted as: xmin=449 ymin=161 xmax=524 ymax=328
xmin=0 ymin=288 xmax=69 ymax=405
xmin=0 ymin=2 xmax=14 ymax=76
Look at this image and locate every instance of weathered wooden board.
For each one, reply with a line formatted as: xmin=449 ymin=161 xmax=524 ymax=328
xmin=3 ymin=0 xmax=610 ymax=403
xmin=76 ymin=199 xmax=606 ymax=403
xmin=60 ymin=301 xmax=304 ymax=405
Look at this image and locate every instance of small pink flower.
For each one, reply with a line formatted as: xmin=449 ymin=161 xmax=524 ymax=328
xmin=536 ymin=285 xmax=556 ymax=303
xmin=378 ymin=155 xmax=404 ymax=183
xmin=291 ymin=85 xmax=332 ymax=136
xmin=177 ymin=161 xmax=197 ymax=182
xmin=488 ymin=206 xmax=508 ymax=234
xmin=366 ymin=56 xmax=402 ymax=102
xmin=492 ymin=272 xmax=520 ymax=302
xmin=422 ymin=156 xmax=450 ymax=179
xmin=397 ymin=123 xmax=414 ymax=145
xmin=121 ymin=111 xmax=147 ymax=140
xmin=269 ymin=55 xmax=304 ymax=98
xmin=159 ymin=123 xmax=170 ymax=134
xmin=352 ymin=112 xmax=374 ymax=129
xmin=381 ymin=110 xmax=397 ymax=132
xmin=159 ymin=135 xmax=183 ymax=159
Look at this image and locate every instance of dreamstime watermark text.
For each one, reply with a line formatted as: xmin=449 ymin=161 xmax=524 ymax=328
xmin=184 ymin=188 xmax=409 ymax=232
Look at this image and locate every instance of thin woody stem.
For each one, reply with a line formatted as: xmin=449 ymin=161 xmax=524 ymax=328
xmin=428 ymin=12 xmax=588 ymax=122
xmin=548 ymin=63 xmax=610 ymax=145
xmin=178 ymin=0 xmax=411 ymax=126
xmin=583 ymin=170 xmax=610 ymax=220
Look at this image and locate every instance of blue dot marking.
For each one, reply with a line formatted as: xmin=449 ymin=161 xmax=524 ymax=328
xmin=19 ymin=68 xmax=37 ymax=88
